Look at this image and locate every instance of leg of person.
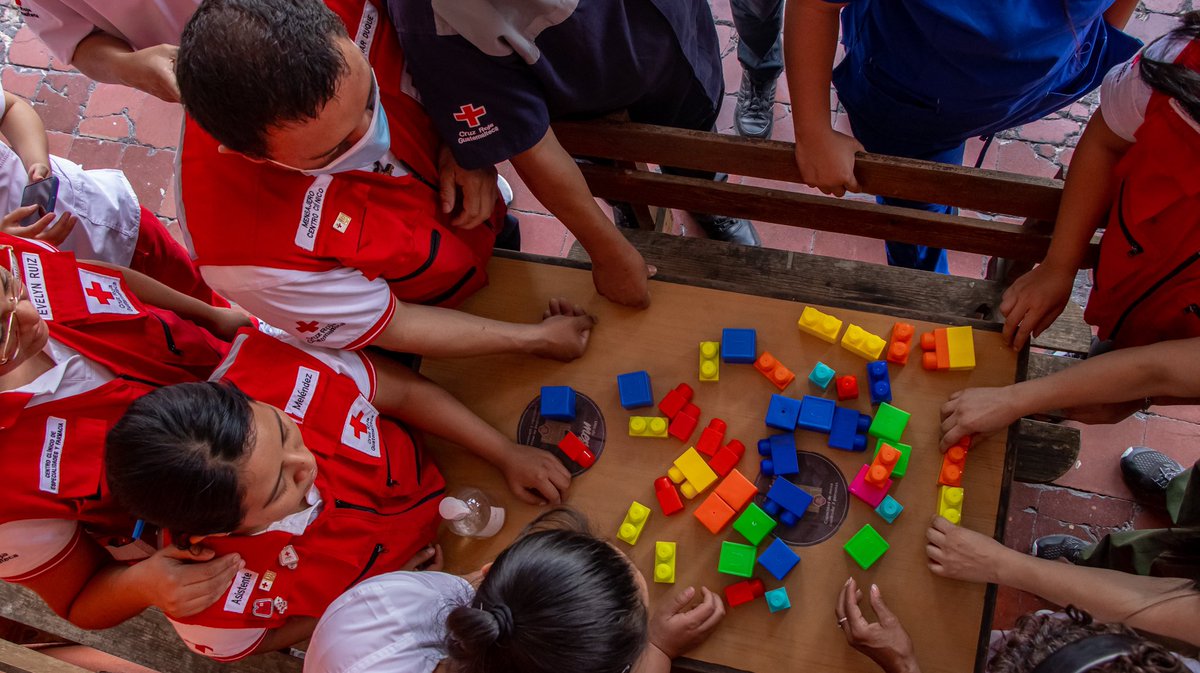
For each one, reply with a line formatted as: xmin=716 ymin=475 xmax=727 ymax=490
xmin=730 ymin=0 xmax=785 ymax=139
xmin=1122 ymin=448 xmax=1194 ymax=521
xmin=865 ymin=141 xmax=963 ymax=275
xmin=130 ymin=207 xmax=229 ymax=307
xmin=1075 ymin=527 xmax=1200 ymax=583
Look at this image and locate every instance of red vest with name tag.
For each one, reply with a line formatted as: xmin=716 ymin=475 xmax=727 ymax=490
xmin=170 ymin=329 xmax=444 ymax=632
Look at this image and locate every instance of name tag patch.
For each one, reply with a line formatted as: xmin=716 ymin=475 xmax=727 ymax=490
xmin=294 ymin=175 xmax=333 ymax=252
xmin=223 ymin=569 xmax=259 ymax=614
xmin=20 ymin=252 xmax=52 ymax=319
xmin=285 ymin=367 xmax=320 ymax=421
xmin=39 ymin=417 xmax=66 ymax=494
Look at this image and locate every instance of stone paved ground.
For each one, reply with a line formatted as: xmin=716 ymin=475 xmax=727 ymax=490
xmin=1 ymin=0 xmax=1197 ymax=639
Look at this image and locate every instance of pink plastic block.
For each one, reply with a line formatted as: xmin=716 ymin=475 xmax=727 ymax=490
xmin=848 ymin=464 xmax=892 ymax=508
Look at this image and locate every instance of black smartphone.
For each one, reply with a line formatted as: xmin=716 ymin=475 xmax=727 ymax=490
xmin=19 ymin=175 xmax=59 ymax=226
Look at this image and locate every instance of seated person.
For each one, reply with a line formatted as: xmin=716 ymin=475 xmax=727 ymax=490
xmin=104 ymin=327 xmax=573 ymax=661
xmin=304 ymin=509 xmax=726 ymax=673
xmin=174 ymin=0 xmax=595 ymax=359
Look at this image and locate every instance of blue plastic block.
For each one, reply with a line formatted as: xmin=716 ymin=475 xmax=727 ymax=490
xmin=866 ymin=361 xmax=892 ymax=405
xmin=762 ymin=477 xmax=814 ymax=527
xmin=828 ymin=407 xmax=871 ymax=451
xmin=765 ymin=586 xmax=791 ymax=613
xmin=797 ymin=395 xmax=836 ymax=433
xmin=616 ymin=371 xmax=654 ymax=410
xmin=808 ymin=362 xmax=835 ymax=389
xmin=765 ymin=394 xmax=801 ymax=431
xmin=540 ymin=386 xmax=577 ymax=420
xmin=721 ymin=328 xmax=757 ymax=364
xmin=875 ymin=495 xmax=904 ymax=524
xmin=757 ymin=433 xmax=798 ymax=477
xmin=758 ymin=538 xmax=801 ymax=580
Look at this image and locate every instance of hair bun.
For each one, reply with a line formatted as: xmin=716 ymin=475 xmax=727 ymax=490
xmin=487 ymin=604 xmax=514 ymax=641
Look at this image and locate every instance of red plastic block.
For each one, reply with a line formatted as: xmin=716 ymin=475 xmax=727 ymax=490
xmin=658 ymin=383 xmax=695 ymax=419
xmin=695 ymin=492 xmax=737 ymax=534
xmin=557 ymin=432 xmax=595 ymax=468
xmin=886 ymin=322 xmax=915 ymax=365
xmin=714 ymin=469 xmax=758 ymax=511
xmin=754 ymin=352 xmax=795 ymax=390
xmin=848 ymin=464 xmax=892 ymax=508
xmin=654 ymin=477 xmax=684 ymax=516
xmin=939 ymin=440 xmax=969 ymax=487
xmin=695 ymin=418 xmax=727 ymax=457
xmin=709 ymin=439 xmax=745 ymax=477
xmin=724 ymin=578 xmax=766 ymax=607
xmin=668 ymin=403 xmax=701 ymax=442
xmin=864 ymin=444 xmax=901 ymax=488
xmin=835 ymin=375 xmax=859 ymax=401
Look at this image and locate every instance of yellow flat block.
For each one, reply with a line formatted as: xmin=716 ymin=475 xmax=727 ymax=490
xmin=629 ymin=416 xmax=669 ymax=438
xmin=797 ymin=306 xmax=843 ymax=343
xmin=617 ymin=501 xmax=651 ymax=545
xmin=654 ymin=541 xmax=676 ymax=583
xmin=699 ymin=341 xmax=720 ymax=381
xmin=669 ymin=447 xmax=718 ymax=499
xmin=841 ymin=324 xmax=886 ymax=360
xmin=937 ymin=485 xmax=964 ymax=525
xmin=945 ymin=326 xmax=976 ymax=371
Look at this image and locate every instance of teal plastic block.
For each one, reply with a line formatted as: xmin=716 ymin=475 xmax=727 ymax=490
xmin=718 ymin=541 xmax=757 ymax=578
xmin=867 ymin=403 xmax=910 ymax=443
xmin=873 ymin=439 xmax=912 ymax=478
xmin=875 ymin=495 xmax=904 ymax=524
xmin=844 ymin=524 xmax=889 ymax=569
xmin=808 ymin=362 xmax=835 ymax=389
xmin=765 ymin=586 xmax=791 ymax=613
xmin=733 ymin=503 xmax=778 ymax=546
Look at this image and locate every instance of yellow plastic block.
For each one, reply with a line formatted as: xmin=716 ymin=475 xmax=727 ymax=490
xmin=841 ymin=324 xmax=886 ymax=360
xmin=669 ymin=448 xmax=718 ymax=500
xmin=945 ymin=326 xmax=976 ymax=371
xmin=797 ymin=306 xmax=843 ymax=343
xmin=699 ymin=341 xmax=720 ymax=382
xmin=629 ymin=416 xmax=669 ymax=438
xmin=617 ymin=501 xmax=651 ymax=545
xmin=654 ymin=541 xmax=677 ymax=583
xmin=937 ymin=485 xmax=964 ymax=525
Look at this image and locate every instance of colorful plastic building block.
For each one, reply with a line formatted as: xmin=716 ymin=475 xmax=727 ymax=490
xmin=864 ymin=444 xmax=900 ymax=488
xmin=754 ymin=352 xmax=795 ymax=390
xmin=654 ymin=477 xmax=684 ymax=516
xmin=557 ymin=431 xmax=595 ymax=468
xmin=868 ymin=402 xmax=910 ymax=444
xmin=709 ymin=439 xmax=745 ymax=477
xmin=829 ymin=407 xmax=871 ymax=451
xmin=920 ymin=328 xmax=951 ymax=371
xmin=797 ymin=306 xmax=843 ymax=343
xmin=945 ymin=326 xmax=976 ymax=371
xmin=765 ymin=587 xmax=791 ymax=613
xmin=540 ymin=386 xmax=576 ymax=420
xmin=797 ymin=395 xmax=836 ymax=433
xmin=835 ymin=374 xmax=859 ymax=401
xmin=886 ymin=322 xmax=916 ymax=365
xmin=718 ymin=541 xmax=757 ymax=577
xmin=695 ymin=418 xmax=727 ymax=457
xmin=721 ymin=328 xmax=757 ymax=364
xmin=808 ymin=362 xmax=835 ymax=390
xmin=765 ymin=394 xmax=801 ymax=431
xmin=629 ymin=416 xmax=669 ymax=438
xmin=844 ymin=524 xmax=889 ymax=569
xmin=841 ymin=324 xmax=886 ymax=361
xmin=616 ymin=502 xmax=650 ymax=546
xmin=724 ymin=578 xmax=765 ymax=607
xmin=668 ymin=447 xmax=718 ymax=499
xmin=762 ymin=477 xmax=814 ymax=526
xmin=733 ymin=502 xmax=777 ymax=545
xmin=939 ymin=439 xmax=970 ymax=487
xmin=875 ymin=495 xmax=904 ymax=524
xmin=848 ymin=464 xmax=893 ymax=508
xmin=758 ymin=433 xmax=799 ymax=477
xmin=695 ymin=492 xmax=737 ymax=534
xmin=757 ymin=538 xmax=800 ymax=580
xmin=714 ymin=469 xmax=759 ymax=511
xmin=616 ymin=371 xmax=653 ymax=410
xmin=873 ymin=439 xmax=912 ymax=478
xmin=699 ymin=341 xmax=720 ymax=382
xmin=658 ymin=383 xmax=694 ymax=419
xmin=938 ymin=485 xmax=964 ymax=524
xmin=654 ymin=542 xmax=676 ymax=583
xmin=866 ymin=360 xmax=892 ymax=405
xmin=668 ymin=402 xmax=701 ymax=442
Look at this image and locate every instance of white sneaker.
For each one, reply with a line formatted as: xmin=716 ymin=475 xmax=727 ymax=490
xmin=497 ymin=175 xmax=514 ymax=206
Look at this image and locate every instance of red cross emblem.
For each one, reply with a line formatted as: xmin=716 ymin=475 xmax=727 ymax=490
xmin=453 ymin=104 xmax=487 ymax=128
xmin=349 ymin=411 xmax=369 ymax=438
xmin=84 ymin=281 xmax=114 ymax=305
xmin=296 ymin=320 xmax=319 ymax=333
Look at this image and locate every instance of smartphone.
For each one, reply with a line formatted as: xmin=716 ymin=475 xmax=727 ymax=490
xmin=19 ymin=175 xmax=59 ymax=226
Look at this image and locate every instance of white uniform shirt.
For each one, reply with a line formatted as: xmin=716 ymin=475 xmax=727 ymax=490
xmin=17 ymin=0 xmax=200 ymax=63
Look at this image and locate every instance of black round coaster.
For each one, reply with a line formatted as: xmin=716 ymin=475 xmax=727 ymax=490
xmin=754 ymin=451 xmax=850 ymax=546
xmin=517 ymin=392 xmax=607 ymax=476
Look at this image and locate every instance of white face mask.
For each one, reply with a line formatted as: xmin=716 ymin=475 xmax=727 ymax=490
xmin=272 ymin=72 xmax=391 ymax=176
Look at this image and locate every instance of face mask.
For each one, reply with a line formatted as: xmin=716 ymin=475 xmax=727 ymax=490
xmin=274 ymin=72 xmax=391 ymax=176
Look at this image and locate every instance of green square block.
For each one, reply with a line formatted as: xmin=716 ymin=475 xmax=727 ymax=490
xmin=733 ymin=503 xmax=778 ymax=546
xmin=868 ymin=403 xmax=910 ymax=443
xmin=873 ymin=439 xmax=912 ymax=478
xmin=844 ymin=524 xmax=889 ymax=570
xmin=718 ymin=541 xmax=757 ymax=578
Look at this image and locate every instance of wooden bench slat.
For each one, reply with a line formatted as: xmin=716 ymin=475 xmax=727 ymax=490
xmin=1012 ymin=418 xmax=1081 ymax=484
xmin=0 ymin=639 xmax=92 ymax=673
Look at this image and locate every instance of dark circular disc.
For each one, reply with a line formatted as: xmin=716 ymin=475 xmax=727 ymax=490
xmin=517 ymin=392 xmax=607 ymax=476
xmin=755 ymin=451 xmax=850 ymax=546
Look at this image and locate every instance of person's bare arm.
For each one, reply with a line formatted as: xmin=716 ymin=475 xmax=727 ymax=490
xmin=1103 ymin=0 xmax=1139 ymax=29
xmin=87 ymin=261 xmax=249 ymax=339
xmin=0 ymin=92 xmax=51 ymax=180
xmin=250 ymin=618 xmax=320 ymax=655
xmin=70 ymin=32 xmax=180 ymax=103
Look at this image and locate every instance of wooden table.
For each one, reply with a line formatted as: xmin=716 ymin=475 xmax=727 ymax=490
xmin=423 ymin=252 xmax=1020 ymax=673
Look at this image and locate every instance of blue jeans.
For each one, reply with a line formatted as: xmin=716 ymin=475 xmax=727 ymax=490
xmin=731 ymin=0 xmax=784 ymax=82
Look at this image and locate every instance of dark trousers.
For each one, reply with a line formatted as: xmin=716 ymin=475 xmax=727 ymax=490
xmin=731 ymin=0 xmax=784 ymax=82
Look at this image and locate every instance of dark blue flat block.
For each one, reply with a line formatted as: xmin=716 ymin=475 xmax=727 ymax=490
xmin=765 ymin=394 xmax=801 ymax=431
xmin=616 ymin=370 xmax=654 ymax=409
xmin=797 ymin=395 xmax=836 ymax=433
xmin=721 ymin=328 xmax=757 ymax=364
xmin=540 ymin=385 xmax=577 ymax=420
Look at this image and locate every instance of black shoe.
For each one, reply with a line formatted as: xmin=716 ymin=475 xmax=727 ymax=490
xmin=493 ymin=213 xmax=522 ymax=251
xmin=691 ymin=213 xmax=762 ymax=246
xmin=1121 ymin=446 xmax=1184 ymax=509
xmin=734 ymin=71 xmax=778 ymax=140
xmin=1031 ymin=534 xmax=1088 ymax=564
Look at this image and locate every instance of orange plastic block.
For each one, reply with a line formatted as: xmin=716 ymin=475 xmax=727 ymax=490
xmin=939 ymin=441 xmax=969 ymax=487
xmin=753 ymin=352 xmax=795 ymax=390
xmin=865 ymin=444 xmax=901 ymax=488
xmin=886 ymin=322 xmax=915 ymax=365
xmin=714 ymin=469 xmax=758 ymax=512
xmin=921 ymin=329 xmax=952 ymax=371
xmin=695 ymin=492 xmax=737 ymax=534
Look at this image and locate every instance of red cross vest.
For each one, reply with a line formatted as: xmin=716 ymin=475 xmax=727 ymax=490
xmin=169 ymin=329 xmax=445 ymax=631
xmin=1085 ymin=40 xmax=1200 ymax=349
xmin=179 ymin=0 xmax=499 ymax=310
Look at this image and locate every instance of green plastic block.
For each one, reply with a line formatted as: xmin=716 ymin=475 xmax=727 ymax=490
xmin=718 ymin=541 xmax=757 ymax=578
xmin=873 ymin=439 xmax=912 ymax=478
xmin=868 ymin=403 xmax=910 ymax=443
xmin=844 ymin=524 xmax=889 ymax=570
xmin=733 ymin=503 xmax=778 ymax=546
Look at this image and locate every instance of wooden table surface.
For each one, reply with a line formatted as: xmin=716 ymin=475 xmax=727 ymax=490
xmin=422 ymin=257 xmax=1019 ymax=673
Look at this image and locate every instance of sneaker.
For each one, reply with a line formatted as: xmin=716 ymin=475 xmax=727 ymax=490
xmin=1120 ymin=446 xmax=1184 ymax=509
xmin=497 ymin=175 xmax=514 ymax=206
xmin=734 ymin=71 xmax=778 ymax=139
xmin=691 ymin=213 xmax=762 ymax=246
xmin=1031 ymin=534 xmax=1088 ymax=564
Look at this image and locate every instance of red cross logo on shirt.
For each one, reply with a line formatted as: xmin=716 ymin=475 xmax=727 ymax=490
xmin=348 ymin=411 xmax=369 ymax=438
xmin=84 ymin=281 xmax=114 ymax=305
xmin=296 ymin=320 xmax=319 ymax=333
xmin=453 ymin=104 xmax=487 ymax=128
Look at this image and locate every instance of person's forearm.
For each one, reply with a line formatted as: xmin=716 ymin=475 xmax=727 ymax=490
xmin=632 ymin=644 xmax=672 ymax=673
xmin=68 ymin=33 xmax=140 ymax=88
xmin=374 ymin=302 xmax=542 ymax=358
xmin=252 ymin=617 xmax=319 ymax=655
xmin=1 ymin=93 xmax=50 ymax=172
xmin=784 ymin=0 xmax=844 ymax=143
xmin=64 ymin=563 xmax=158 ymax=629
xmin=1103 ymin=0 xmax=1139 ymax=29
xmin=88 ymin=261 xmax=220 ymax=327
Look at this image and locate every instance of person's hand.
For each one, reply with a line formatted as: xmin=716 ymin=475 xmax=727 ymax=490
xmin=498 ymin=442 xmax=571 ymax=505
xmin=401 ymin=544 xmax=443 ymax=572
xmin=648 ymin=586 xmax=726 ymax=660
xmin=139 ymin=545 xmax=244 ymax=618
xmin=529 ymin=298 xmax=596 ymax=361
xmin=940 ymin=386 xmax=1019 ymax=451
xmin=836 ymin=578 xmax=919 ymax=673
xmin=117 ymin=44 xmax=181 ymax=103
xmin=925 ymin=516 xmax=1014 ymax=584
xmin=26 ymin=163 xmax=51 ymax=182
xmin=437 ymin=147 xmax=500 ymax=228
xmin=1000 ymin=262 xmax=1076 ymax=350
xmin=795 ymin=129 xmax=864 ymax=197
xmin=202 ymin=307 xmax=253 ymax=341
xmin=2 ymin=206 xmax=78 ymax=247
xmin=591 ymin=239 xmax=653 ymax=308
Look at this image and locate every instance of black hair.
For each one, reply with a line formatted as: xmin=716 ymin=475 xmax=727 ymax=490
xmin=1139 ymin=11 xmax=1200 ymax=124
xmin=176 ymin=0 xmax=351 ymax=158
xmin=989 ymin=606 xmax=1186 ymax=673
xmin=105 ymin=381 xmax=256 ymax=538
xmin=444 ymin=509 xmax=648 ymax=673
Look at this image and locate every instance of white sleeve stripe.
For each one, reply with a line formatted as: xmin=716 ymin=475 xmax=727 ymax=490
xmin=358 ymin=351 xmax=378 ymax=400
xmin=3 ymin=525 xmax=83 ymax=582
xmin=345 ymin=293 xmax=397 ymax=351
xmin=206 ymin=631 xmax=268 ymax=663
